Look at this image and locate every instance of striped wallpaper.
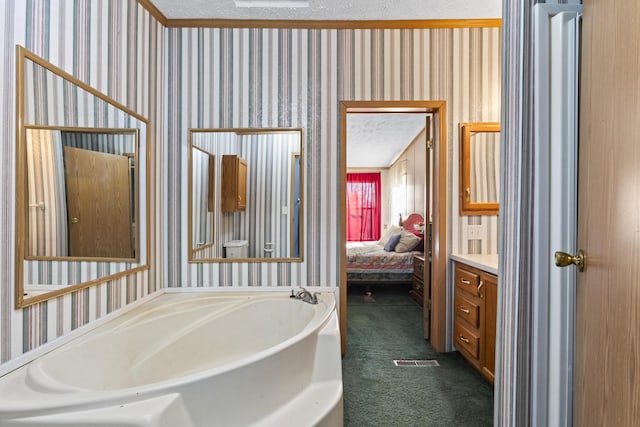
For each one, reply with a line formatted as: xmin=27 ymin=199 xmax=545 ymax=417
xmin=0 ymin=0 xmax=164 ymax=365
xmin=167 ymin=26 xmax=502 ymax=289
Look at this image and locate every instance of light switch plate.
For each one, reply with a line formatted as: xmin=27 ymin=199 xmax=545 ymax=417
xmin=467 ymin=225 xmax=484 ymax=240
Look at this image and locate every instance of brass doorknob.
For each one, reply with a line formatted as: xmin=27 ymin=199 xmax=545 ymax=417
xmin=554 ymin=250 xmax=585 ymax=272
xmin=71 ymin=217 xmax=80 ymax=224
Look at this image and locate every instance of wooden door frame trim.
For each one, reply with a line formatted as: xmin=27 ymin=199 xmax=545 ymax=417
xmin=339 ymin=100 xmax=448 ymax=354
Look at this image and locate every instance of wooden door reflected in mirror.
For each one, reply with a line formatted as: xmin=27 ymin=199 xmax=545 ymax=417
xmin=459 ymin=122 xmax=500 ymax=216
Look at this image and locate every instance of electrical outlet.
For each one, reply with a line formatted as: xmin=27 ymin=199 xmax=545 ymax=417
xmin=467 ymin=225 xmax=483 ymax=240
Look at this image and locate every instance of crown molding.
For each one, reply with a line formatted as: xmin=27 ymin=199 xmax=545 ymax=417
xmin=138 ymin=0 xmax=168 ymax=25
xmin=164 ymin=18 xmax=502 ymax=29
xmin=137 ymin=1 xmax=500 ymax=29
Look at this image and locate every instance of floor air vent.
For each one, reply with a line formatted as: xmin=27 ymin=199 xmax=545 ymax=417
xmin=393 ymin=359 xmax=439 ymax=367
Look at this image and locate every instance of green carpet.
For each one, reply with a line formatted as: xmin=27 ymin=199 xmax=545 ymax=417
xmin=342 ymin=285 xmax=494 ymax=427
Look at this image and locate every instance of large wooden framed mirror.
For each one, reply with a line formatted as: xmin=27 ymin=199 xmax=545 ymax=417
xmin=459 ymin=122 xmax=500 ymax=216
xmin=15 ymin=46 xmax=150 ymax=308
xmin=188 ymin=128 xmax=303 ymax=262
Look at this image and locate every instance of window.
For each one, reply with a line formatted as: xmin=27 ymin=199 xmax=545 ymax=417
xmin=346 ymin=172 xmax=381 ymax=241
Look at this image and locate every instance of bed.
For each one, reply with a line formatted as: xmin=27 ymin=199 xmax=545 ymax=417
xmin=346 ymin=213 xmax=425 ymax=285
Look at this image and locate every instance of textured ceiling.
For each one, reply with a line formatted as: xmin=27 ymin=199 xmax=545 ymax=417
xmin=151 ymin=0 xmax=502 ymax=20
xmin=347 ymin=113 xmax=427 ymax=168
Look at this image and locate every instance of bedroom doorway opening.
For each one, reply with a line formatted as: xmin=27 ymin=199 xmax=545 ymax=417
xmin=339 ymin=100 xmax=448 ymax=354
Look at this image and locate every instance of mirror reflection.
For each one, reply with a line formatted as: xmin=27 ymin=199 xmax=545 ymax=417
xmin=25 ymin=127 xmax=138 ymax=259
xmin=16 ymin=46 xmax=149 ymax=308
xmin=190 ymin=146 xmax=215 ymax=257
xmin=189 ymin=129 xmax=303 ymax=262
xmin=459 ymin=122 xmax=500 ymax=215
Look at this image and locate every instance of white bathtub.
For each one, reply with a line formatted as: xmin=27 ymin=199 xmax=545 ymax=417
xmin=0 ymin=291 xmax=343 ymax=426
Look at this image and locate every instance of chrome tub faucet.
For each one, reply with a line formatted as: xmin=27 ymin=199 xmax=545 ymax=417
xmin=292 ymin=287 xmax=319 ymax=304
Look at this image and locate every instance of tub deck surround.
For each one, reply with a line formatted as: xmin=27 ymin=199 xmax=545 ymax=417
xmin=0 ymin=292 xmax=343 ymax=427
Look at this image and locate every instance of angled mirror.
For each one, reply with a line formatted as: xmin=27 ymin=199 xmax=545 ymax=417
xmin=188 ymin=128 xmax=303 ymax=262
xmin=16 ymin=46 xmax=150 ymax=308
xmin=459 ymin=122 xmax=500 ymax=216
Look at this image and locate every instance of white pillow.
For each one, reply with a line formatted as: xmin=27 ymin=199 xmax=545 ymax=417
xmin=377 ymin=225 xmax=403 ymax=245
xmin=395 ymin=230 xmax=422 ymax=253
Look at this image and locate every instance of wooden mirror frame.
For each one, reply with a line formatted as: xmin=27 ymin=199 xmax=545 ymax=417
xmin=459 ymin=122 xmax=500 ymax=216
xmin=15 ymin=46 xmax=151 ymax=308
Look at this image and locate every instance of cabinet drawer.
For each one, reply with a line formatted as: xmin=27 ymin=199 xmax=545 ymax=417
xmin=413 ymin=256 xmax=424 ymax=280
xmin=455 ymin=266 xmax=480 ymax=296
xmin=410 ymin=276 xmax=424 ymax=306
xmin=412 ymin=276 xmax=424 ymax=294
xmin=454 ymin=293 xmax=480 ymax=328
xmin=454 ymin=322 xmax=480 ymax=360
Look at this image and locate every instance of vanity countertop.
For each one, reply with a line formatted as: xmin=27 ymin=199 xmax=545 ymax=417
xmin=450 ymin=253 xmax=499 ymax=275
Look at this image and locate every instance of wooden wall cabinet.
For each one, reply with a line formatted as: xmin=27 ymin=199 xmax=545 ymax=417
xmin=221 ymin=155 xmax=247 ymax=212
xmin=453 ymin=261 xmax=498 ymax=383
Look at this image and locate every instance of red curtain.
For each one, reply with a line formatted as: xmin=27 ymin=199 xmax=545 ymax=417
xmin=347 ymin=172 xmax=381 ymax=241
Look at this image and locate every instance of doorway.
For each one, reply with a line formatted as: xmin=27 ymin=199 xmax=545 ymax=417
xmin=339 ymin=100 xmax=448 ymax=354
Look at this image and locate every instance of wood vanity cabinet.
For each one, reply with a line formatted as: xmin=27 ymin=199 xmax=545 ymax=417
xmin=481 ymin=273 xmax=498 ymax=382
xmin=453 ymin=261 xmax=498 ymax=383
xmin=221 ymin=155 xmax=247 ymax=212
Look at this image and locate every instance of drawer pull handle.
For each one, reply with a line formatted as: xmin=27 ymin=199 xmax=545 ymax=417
xmin=477 ymin=280 xmax=484 ymax=298
xmin=459 ymin=306 xmax=470 ymax=314
xmin=459 ymin=335 xmax=470 ymax=344
xmin=461 ymin=279 xmax=471 ymax=285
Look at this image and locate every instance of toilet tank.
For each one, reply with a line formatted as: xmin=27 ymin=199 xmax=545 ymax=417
xmin=224 ymin=240 xmax=249 ymax=258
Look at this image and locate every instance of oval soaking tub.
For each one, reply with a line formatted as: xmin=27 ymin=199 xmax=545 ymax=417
xmin=0 ymin=291 xmax=343 ymax=427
